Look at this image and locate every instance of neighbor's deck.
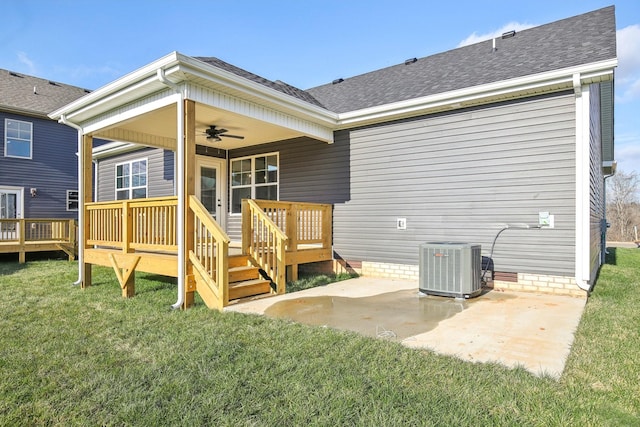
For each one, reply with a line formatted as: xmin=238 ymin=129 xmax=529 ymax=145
xmin=0 ymin=219 xmax=77 ymax=262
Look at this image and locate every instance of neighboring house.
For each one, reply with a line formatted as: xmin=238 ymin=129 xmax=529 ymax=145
xmin=50 ymin=6 xmax=616 ymax=308
xmin=0 ymin=69 xmax=90 ymax=220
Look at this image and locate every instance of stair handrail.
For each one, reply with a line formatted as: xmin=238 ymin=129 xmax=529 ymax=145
xmin=188 ymin=195 xmax=230 ymax=309
xmin=242 ymin=199 xmax=288 ymax=294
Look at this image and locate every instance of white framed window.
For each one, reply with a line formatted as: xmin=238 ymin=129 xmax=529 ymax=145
xmin=66 ymin=190 xmax=79 ymax=211
xmin=230 ymin=153 xmax=278 ymax=214
xmin=115 ymin=158 xmax=147 ymax=200
xmin=4 ymin=119 xmax=33 ymax=159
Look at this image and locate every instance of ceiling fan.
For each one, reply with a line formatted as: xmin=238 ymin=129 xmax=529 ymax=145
xmin=203 ymin=125 xmax=245 ymax=142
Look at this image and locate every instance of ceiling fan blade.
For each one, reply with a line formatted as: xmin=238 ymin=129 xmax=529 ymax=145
xmin=220 ymin=134 xmax=244 ymax=139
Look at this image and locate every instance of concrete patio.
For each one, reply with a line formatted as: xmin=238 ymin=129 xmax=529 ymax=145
xmin=225 ymin=277 xmax=587 ymax=378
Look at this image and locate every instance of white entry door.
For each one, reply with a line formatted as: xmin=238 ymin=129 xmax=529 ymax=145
xmin=195 ymin=156 xmax=226 ymax=229
xmin=0 ymin=187 xmax=22 ymax=219
xmin=0 ymin=187 xmax=23 ymax=239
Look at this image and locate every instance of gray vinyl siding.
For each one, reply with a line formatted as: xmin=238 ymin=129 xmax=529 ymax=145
xmin=333 ymin=92 xmax=577 ymax=276
xmin=0 ymin=112 xmax=78 ymax=219
xmin=588 ymin=83 xmax=605 ymax=281
xmin=96 ymin=147 xmax=174 ymax=201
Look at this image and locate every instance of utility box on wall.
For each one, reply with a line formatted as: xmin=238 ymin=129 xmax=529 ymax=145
xmin=419 ymin=242 xmax=482 ymax=299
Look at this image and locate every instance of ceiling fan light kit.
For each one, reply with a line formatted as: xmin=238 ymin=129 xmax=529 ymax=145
xmin=204 ymin=125 xmax=244 ymax=142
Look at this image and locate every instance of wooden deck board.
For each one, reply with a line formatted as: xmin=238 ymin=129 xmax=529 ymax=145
xmin=85 ymin=248 xmax=178 ymax=277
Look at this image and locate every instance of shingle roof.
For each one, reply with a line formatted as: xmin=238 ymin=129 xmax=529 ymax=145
xmin=306 ymin=6 xmax=616 ymax=113
xmin=0 ymin=69 xmax=90 ymax=117
xmin=194 ymin=56 xmax=325 ymax=108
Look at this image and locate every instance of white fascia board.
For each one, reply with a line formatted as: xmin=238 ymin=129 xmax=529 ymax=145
xmin=49 ymin=52 xmax=184 ymax=121
xmin=336 ymin=59 xmax=617 ymax=128
xmin=172 ymin=58 xmax=338 ymax=125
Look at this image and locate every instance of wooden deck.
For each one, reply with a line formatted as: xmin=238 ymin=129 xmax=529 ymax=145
xmin=0 ymin=219 xmax=77 ymax=262
xmin=82 ymin=196 xmax=333 ymax=309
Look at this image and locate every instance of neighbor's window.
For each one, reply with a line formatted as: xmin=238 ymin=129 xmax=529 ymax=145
xmin=67 ymin=190 xmax=79 ymax=211
xmin=4 ymin=119 xmax=33 ymax=159
xmin=115 ymin=159 xmax=147 ymax=200
xmin=230 ymin=153 xmax=278 ymax=213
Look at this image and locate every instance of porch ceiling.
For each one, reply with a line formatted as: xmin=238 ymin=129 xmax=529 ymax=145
xmin=93 ymin=101 xmax=310 ymax=151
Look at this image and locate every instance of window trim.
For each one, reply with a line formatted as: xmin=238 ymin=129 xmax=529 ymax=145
xmin=115 ymin=157 xmax=148 ymax=200
xmin=4 ymin=118 xmax=33 ymax=159
xmin=230 ymin=152 xmax=279 ymax=215
xmin=66 ymin=190 xmax=79 ymax=212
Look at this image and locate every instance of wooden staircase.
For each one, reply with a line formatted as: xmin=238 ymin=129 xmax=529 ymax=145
xmin=228 ymin=254 xmax=272 ymax=300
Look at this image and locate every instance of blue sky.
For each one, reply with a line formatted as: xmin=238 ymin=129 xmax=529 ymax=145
xmin=2 ymin=1 xmax=638 ymax=176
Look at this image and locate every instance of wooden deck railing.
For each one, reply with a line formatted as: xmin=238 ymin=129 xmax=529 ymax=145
xmin=0 ymin=218 xmax=76 ymax=243
xmin=250 ymin=199 xmax=333 ymax=251
xmin=0 ymin=218 xmax=77 ymax=262
xmin=242 ymin=199 xmax=288 ymax=293
xmin=86 ymin=196 xmax=178 ymax=252
xmin=188 ymin=195 xmax=230 ymax=309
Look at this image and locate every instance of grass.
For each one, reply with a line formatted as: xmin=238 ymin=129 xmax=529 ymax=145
xmin=0 ymin=249 xmax=638 ymax=425
xmin=286 ymin=272 xmax=356 ymax=293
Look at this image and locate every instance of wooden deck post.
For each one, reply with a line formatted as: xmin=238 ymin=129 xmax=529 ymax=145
xmin=183 ymin=99 xmax=196 ymax=309
xmin=18 ymin=219 xmax=25 ymax=263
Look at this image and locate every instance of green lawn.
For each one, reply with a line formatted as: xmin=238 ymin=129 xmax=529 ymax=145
xmin=0 ymin=249 xmax=638 ymax=426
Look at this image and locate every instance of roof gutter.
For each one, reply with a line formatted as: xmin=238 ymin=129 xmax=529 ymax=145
xmin=335 ymin=59 xmax=618 ymax=128
xmin=157 ymin=68 xmax=186 ymax=310
xmin=59 ymin=114 xmax=85 ymax=287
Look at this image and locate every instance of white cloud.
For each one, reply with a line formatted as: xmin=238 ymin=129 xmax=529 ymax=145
xmin=17 ymin=51 xmax=36 ymax=74
xmin=457 ymin=22 xmax=535 ymax=47
xmin=616 ymin=25 xmax=640 ymax=103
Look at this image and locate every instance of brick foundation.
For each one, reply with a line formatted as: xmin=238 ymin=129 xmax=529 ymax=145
xmin=491 ymin=273 xmax=585 ymax=296
xmin=360 ymin=261 xmax=419 ymax=281
xmin=301 ymin=259 xmax=586 ymax=296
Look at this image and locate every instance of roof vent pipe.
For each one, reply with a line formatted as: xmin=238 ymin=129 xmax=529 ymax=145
xmin=492 ymin=38 xmax=497 ymax=52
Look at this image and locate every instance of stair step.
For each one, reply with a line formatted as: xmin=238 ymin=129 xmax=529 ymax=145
xmin=229 ymin=278 xmax=272 ymax=300
xmin=228 ymin=265 xmax=261 ymax=283
xmin=228 ymin=254 xmax=250 ymax=268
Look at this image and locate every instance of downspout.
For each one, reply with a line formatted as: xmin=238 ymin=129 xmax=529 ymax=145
xmin=157 ymin=69 xmax=186 ymax=310
xmin=60 ymin=114 xmax=84 ymax=286
xmin=573 ymin=73 xmax=591 ymax=293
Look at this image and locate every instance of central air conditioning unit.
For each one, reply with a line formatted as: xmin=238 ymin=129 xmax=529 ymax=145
xmin=419 ymin=242 xmax=482 ymax=298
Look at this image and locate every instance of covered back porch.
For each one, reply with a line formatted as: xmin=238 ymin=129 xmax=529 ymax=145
xmin=50 ymin=52 xmax=338 ymax=309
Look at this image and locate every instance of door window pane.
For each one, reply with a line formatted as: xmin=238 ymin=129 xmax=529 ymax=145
xmin=200 ymin=166 xmax=217 ymax=216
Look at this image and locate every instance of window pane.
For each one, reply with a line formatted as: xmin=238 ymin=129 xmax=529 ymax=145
xmin=6 ymin=128 xmax=19 ymax=139
xmin=115 ymin=160 xmax=145 ymax=200
xmin=255 ymin=156 xmax=266 ymax=171
xmin=267 ymin=155 xmax=278 ymax=183
xmin=6 ymin=139 xmax=31 ymax=157
xmin=232 ymin=187 xmax=251 ymax=214
xmin=132 ymin=188 xmax=147 ymax=199
xmin=256 ymin=185 xmax=277 ymax=201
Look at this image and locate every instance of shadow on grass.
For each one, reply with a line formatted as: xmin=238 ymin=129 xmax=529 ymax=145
xmin=0 ymin=251 xmax=72 ymax=275
xmin=605 ymin=247 xmax=617 ymax=265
